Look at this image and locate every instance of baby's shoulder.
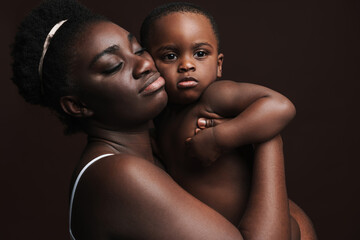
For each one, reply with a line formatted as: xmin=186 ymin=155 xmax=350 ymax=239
xmin=201 ymin=80 xmax=241 ymax=102
xmin=204 ymin=79 xmax=236 ymax=93
xmin=200 ymin=80 xmax=242 ymax=114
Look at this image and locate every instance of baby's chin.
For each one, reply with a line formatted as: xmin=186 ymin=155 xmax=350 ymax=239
xmin=167 ymin=92 xmax=201 ymax=105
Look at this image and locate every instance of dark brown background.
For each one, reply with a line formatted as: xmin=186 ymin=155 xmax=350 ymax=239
xmin=1 ymin=0 xmax=359 ymax=239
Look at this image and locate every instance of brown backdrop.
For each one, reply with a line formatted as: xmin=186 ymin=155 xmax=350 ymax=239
xmin=1 ymin=0 xmax=359 ymax=239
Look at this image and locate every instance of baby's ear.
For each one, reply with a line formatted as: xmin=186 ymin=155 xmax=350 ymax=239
xmin=60 ymin=96 xmax=93 ymax=118
xmin=217 ymin=53 xmax=224 ymax=78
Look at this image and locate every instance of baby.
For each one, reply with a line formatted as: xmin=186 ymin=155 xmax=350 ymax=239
xmin=140 ymin=2 xmax=296 ymax=226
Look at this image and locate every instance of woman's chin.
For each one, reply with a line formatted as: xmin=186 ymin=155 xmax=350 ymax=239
xmin=149 ymin=90 xmax=168 ymax=117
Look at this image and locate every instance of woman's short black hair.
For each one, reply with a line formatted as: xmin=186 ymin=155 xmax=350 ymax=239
xmin=140 ymin=2 xmax=220 ymax=50
xmin=11 ymin=0 xmax=107 ymax=134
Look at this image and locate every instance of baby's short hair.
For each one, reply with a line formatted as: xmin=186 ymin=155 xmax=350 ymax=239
xmin=140 ymin=2 xmax=220 ymax=50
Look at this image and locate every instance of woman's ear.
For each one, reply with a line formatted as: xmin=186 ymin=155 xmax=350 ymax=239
xmin=217 ymin=53 xmax=224 ymax=78
xmin=60 ymin=96 xmax=93 ymax=118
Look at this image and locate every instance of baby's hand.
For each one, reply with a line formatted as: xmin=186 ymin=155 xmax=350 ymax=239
xmin=185 ymin=127 xmax=222 ymax=167
xmin=197 ymin=118 xmax=226 ymax=129
xmin=185 ymin=118 xmax=228 ymax=167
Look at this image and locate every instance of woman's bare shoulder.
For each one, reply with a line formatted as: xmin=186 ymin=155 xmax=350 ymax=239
xmin=82 ymin=153 xmax=169 ymax=196
xmin=74 ymin=153 xmax=242 ymax=240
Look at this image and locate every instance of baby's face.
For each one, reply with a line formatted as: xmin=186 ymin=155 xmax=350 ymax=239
xmin=147 ymin=12 xmax=223 ymax=104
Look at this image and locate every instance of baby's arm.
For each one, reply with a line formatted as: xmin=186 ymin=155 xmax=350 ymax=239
xmin=205 ymin=80 xmax=295 ymax=147
xmin=186 ymin=80 xmax=295 ymax=164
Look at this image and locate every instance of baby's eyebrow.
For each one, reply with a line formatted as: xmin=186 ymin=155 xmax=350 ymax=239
xmin=193 ymin=42 xmax=214 ymax=49
xmin=156 ymin=45 xmax=178 ymax=52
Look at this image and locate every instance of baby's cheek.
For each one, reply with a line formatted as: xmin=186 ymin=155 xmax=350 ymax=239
xmin=155 ymin=67 xmax=172 ymax=84
xmin=153 ymin=62 xmax=177 ymax=89
xmin=154 ymin=60 xmax=165 ymax=71
xmin=164 ymin=78 xmax=175 ymax=93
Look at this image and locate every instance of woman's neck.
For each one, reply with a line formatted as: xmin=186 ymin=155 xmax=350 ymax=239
xmin=86 ymin=126 xmax=154 ymax=163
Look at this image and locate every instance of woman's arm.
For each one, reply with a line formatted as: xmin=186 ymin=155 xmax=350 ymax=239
xmin=239 ymin=135 xmax=292 ymax=240
xmin=186 ymin=132 xmax=293 ymax=239
xmin=72 ymin=154 xmax=243 ymax=240
xmin=72 ymin=144 xmax=292 ymax=240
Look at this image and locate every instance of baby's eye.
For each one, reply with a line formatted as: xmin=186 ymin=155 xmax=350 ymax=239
xmin=162 ymin=53 xmax=177 ymax=61
xmin=194 ymin=50 xmax=207 ymax=58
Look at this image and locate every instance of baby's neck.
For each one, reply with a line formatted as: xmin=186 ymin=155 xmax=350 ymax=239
xmin=166 ymin=99 xmax=199 ymax=112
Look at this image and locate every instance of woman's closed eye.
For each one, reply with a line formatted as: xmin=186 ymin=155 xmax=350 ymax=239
xmin=135 ymin=47 xmax=146 ymax=56
xmin=102 ymin=62 xmax=123 ymax=75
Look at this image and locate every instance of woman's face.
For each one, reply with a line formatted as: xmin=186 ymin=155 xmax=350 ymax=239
xmin=71 ymin=21 xmax=167 ymax=130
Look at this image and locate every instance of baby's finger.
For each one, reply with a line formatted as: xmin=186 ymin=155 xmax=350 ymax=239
xmin=198 ymin=118 xmax=229 ymax=129
xmin=197 ymin=118 xmax=215 ymax=129
xmin=195 ymin=128 xmax=201 ymax=134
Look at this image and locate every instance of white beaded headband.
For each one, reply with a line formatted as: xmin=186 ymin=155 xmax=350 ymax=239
xmin=38 ymin=19 xmax=68 ymax=93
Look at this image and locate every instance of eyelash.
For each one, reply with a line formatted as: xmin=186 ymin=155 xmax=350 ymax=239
xmin=101 ymin=46 xmax=146 ymax=75
xmin=194 ymin=50 xmax=208 ymax=58
xmin=102 ymin=63 xmax=123 ymax=75
xmin=135 ymin=47 xmax=146 ymax=55
xmin=161 ymin=53 xmax=177 ymax=61
xmin=102 ymin=46 xmax=146 ymax=75
xmin=160 ymin=50 xmax=209 ymax=62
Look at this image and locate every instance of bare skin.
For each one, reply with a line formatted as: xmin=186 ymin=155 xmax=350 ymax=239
xmin=146 ymin=12 xmax=317 ymax=239
xmin=62 ymin=21 xmax=303 ymax=239
xmin=154 ymin=81 xmax=293 ymax=224
xmin=198 ymin=118 xmax=317 ymax=240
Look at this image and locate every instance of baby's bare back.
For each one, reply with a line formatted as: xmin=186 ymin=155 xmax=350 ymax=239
xmin=156 ymin=102 xmax=253 ymax=225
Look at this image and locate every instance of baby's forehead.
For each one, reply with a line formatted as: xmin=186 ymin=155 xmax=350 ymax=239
xmin=152 ymin=12 xmax=219 ymax=45
xmin=140 ymin=4 xmax=220 ymax=50
xmin=155 ymin=11 xmax=210 ymax=25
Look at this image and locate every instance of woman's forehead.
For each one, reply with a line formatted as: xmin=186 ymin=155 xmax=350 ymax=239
xmin=75 ymin=21 xmax=132 ymax=62
xmin=84 ymin=21 xmax=130 ymax=47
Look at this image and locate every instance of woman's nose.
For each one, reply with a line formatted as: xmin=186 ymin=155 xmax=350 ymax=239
xmin=178 ymin=57 xmax=195 ymax=73
xmin=133 ymin=54 xmax=155 ymax=79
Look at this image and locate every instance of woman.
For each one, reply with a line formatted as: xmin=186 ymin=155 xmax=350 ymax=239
xmin=11 ymin=0 xmax=302 ymax=239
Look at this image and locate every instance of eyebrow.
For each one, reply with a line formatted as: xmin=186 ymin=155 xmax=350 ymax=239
xmin=155 ymin=44 xmax=177 ymax=52
xmin=156 ymin=42 xmax=214 ymax=53
xmin=89 ymin=33 xmax=134 ymax=68
xmin=128 ymin=32 xmax=134 ymax=42
xmin=193 ymin=42 xmax=214 ymax=50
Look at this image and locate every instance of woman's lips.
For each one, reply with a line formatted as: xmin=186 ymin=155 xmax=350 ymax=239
xmin=177 ymin=77 xmax=198 ymax=89
xmin=140 ymin=74 xmax=165 ymax=95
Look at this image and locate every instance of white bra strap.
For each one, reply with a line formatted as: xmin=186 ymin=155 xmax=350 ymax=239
xmin=69 ymin=153 xmax=114 ymax=240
